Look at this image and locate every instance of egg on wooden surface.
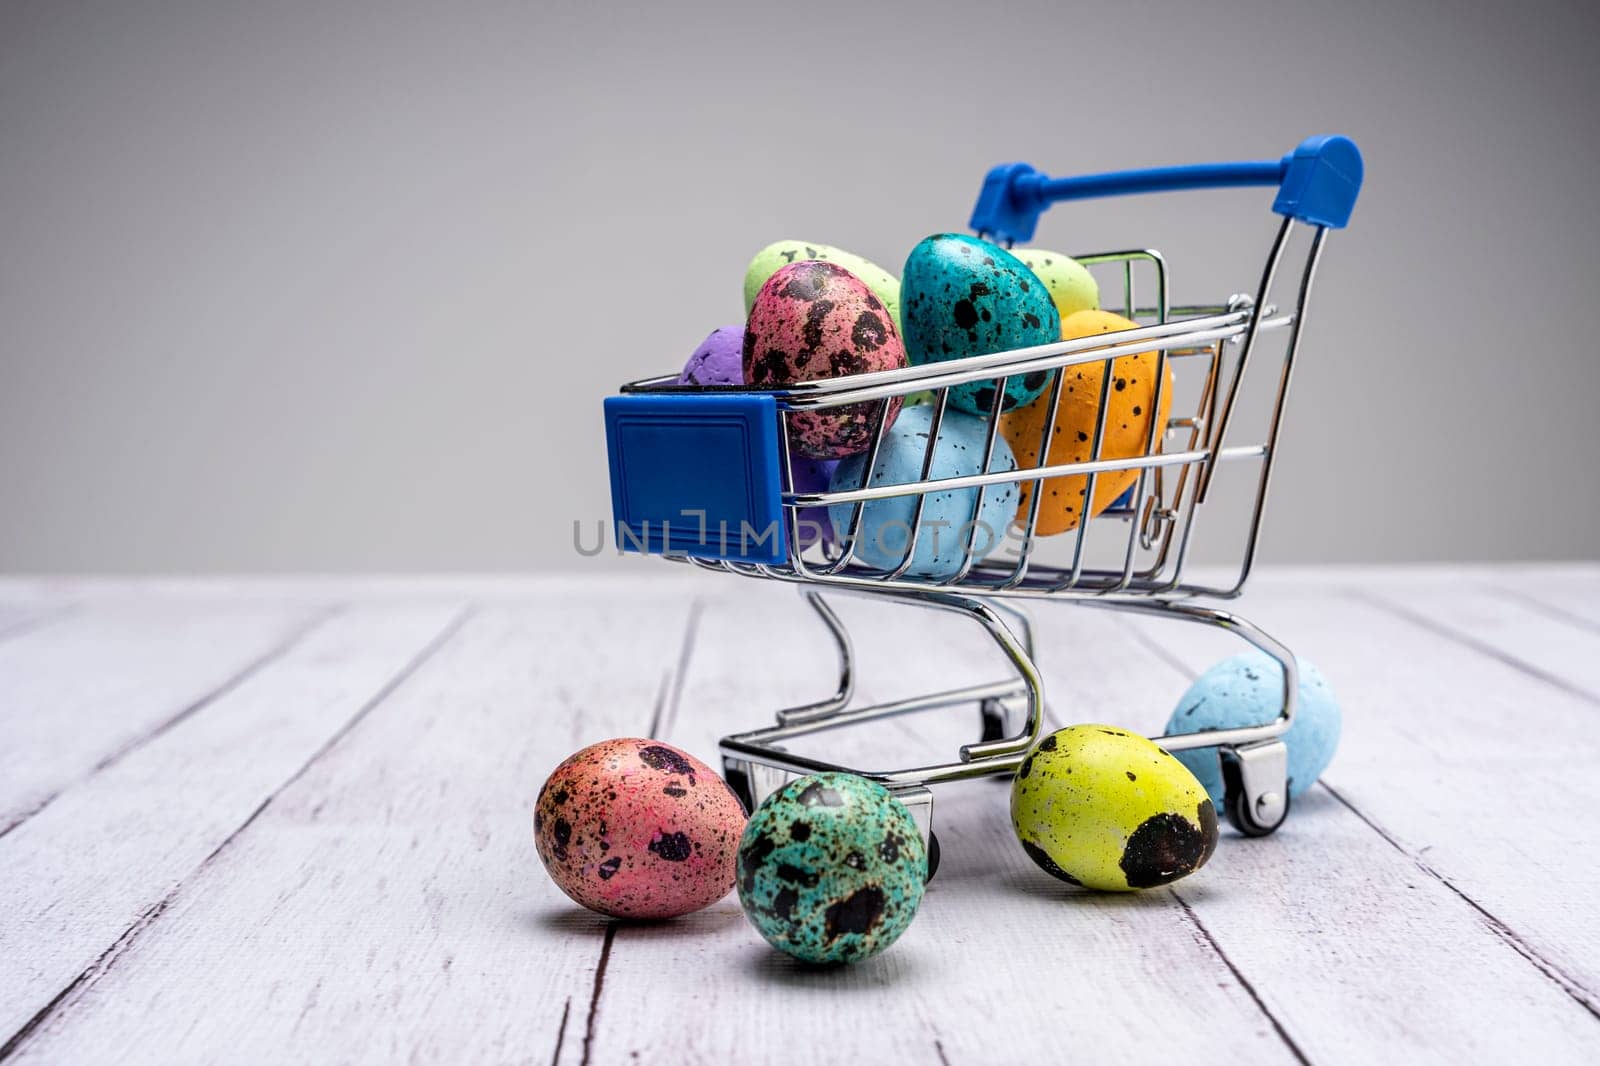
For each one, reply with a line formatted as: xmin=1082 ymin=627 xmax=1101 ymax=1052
xmin=827 ymin=404 xmax=1018 ymax=577
xmin=534 ymin=738 xmax=747 ymax=920
xmin=1163 ymin=651 xmax=1341 ymax=805
xmin=1012 ymin=248 xmax=1099 ymax=320
xmin=736 ymin=773 xmax=926 ymax=964
xmin=745 ymin=261 xmax=906 ymax=460
xmin=677 ymin=325 xmax=745 ymax=386
xmin=1011 ymin=724 xmax=1218 ymax=892
xmin=744 ymin=240 xmax=901 ymax=330
xmin=1000 ymin=309 xmax=1174 ymax=535
xmin=900 ymin=234 xmax=1060 ymax=416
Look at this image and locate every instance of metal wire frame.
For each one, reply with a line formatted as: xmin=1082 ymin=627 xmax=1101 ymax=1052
xmin=628 ymin=221 xmax=1333 ymax=839
xmin=622 ymin=219 xmax=1327 ymax=605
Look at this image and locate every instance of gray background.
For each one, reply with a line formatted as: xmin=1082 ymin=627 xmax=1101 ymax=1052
xmin=2 ymin=0 xmax=1596 ymax=573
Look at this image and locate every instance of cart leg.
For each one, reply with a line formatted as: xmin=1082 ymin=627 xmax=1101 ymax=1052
xmin=771 ymin=590 xmax=855 ymax=726
xmin=980 ymin=600 xmax=1035 ymax=744
xmin=720 ymin=591 xmax=1045 ymax=879
xmin=1090 ymin=597 xmax=1295 ymax=836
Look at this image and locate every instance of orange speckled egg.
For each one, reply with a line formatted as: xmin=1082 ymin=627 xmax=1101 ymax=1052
xmin=1001 ymin=310 xmax=1174 ymax=535
xmin=534 ymin=738 xmax=747 ymax=919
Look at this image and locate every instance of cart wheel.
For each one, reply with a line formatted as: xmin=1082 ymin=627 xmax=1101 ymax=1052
xmin=723 ymin=765 xmax=755 ymax=816
xmin=1220 ymin=752 xmax=1290 ymax=837
xmin=925 ymin=830 xmax=941 ymax=882
xmin=979 ymin=703 xmax=1006 ymax=743
xmin=979 ymin=695 xmax=1026 ymax=748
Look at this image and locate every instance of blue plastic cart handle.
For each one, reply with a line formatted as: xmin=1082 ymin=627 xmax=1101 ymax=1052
xmin=970 ymin=134 xmax=1363 ymax=244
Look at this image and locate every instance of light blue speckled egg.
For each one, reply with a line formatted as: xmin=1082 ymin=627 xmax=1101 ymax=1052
xmin=1163 ymin=651 xmax=1341 ymax=804
xmin=827 ymin=405 xmax=1017 ymax=577
xmin=736 ymin=773 xmax=926 ymax=964
xmin=900 ymin=234 xmax=1060 ymax=416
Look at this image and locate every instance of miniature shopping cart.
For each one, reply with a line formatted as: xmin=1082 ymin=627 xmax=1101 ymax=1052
xmin=603 ymin=136 xmax=1363 ymax=872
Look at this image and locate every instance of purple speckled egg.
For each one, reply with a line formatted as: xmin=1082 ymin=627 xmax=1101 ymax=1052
xmin=789 ymin=455 xmax=838 ymax=549
xmin=534 ymin=738 xmax=747 ymax=920
xmin=677 ymin=326 xmax=745 ymax=386
xmin=744 ymin=261 xmax=905 ymax=460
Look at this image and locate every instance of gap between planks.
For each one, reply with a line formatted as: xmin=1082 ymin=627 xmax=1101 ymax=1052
xmin=0 ymin=604 xmax=343 ymax=841
xmin=0 ymin=605 xmax=80 ymax=647
xmin=576 ymin=599 xmax=704 ymax=1066
xmin=1060 ymin=619 xmax=1311 ymax=1064
xmin=0 ymin=606 xmax=475 ymax=1062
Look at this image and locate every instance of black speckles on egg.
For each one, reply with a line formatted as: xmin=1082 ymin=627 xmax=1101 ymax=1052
xmin=746 ymin=261 xmax=908 ymax=460
xmin=1119 ymin=811 xmax=1213 ymax=889
xmin=740 ymin=831 xmax=777 ymax=895
xmin=735 ymin=773 xmax=926 ymax=964
xmin=776 ymin=862 xmax=820 ymax=887
xmin=796 ymin=780 xmax=845 ymax=807
xmin=1020 ymin=839 xmax=1083 ymax=886
xmin=637 ymin=745 xmax=693 ymax=776
xmin=824 ymin=887 xmax=886 ymax=941
xmin=534 ymin=738 xmax=746 ymax=920
xmin=648 ymin=830 xmax=693 ymax=862
xmin=901 ymin=234 xmax=1059 ymax=415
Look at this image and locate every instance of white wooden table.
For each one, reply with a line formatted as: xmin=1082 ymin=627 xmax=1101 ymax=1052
xmin=2 ymin=568 xmax=1598 ymax=1065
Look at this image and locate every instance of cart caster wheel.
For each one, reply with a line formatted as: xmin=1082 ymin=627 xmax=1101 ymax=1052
xmin=925 ymin=830 xmax=941 ymax=883
xmin=1220 ymin=746 xmax=1290 ymax=837
xmin=979 ymin=704 xmax=1006 ymax=743
xmin=979 ymin=695 xmax=1025 ymax=748
xmin=723 ymin=764 xmax=755 ymax=816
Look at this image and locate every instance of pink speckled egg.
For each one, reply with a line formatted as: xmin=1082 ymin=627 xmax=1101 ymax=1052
xmin=534 ymin=738 xmax=747 ymax=919
xmin=744 ymin=261 xmax=905 ymax=460
xmin=676 ymin=325 xmax=744 ymax=386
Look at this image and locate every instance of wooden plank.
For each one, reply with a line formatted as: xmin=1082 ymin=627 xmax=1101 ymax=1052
xmin=583 ymin=585 xmax=1301 ymax=1066
xmin=1486 ymin=572 xmax=1600 ymax=638
xmin=589 ymin=582 xmax=1600 ymax=1064
xmin=3 ymin=592 xmax=696 ymax=1064
xmin=0 ymin=604 xmax=73 ymax=646
xmin=0 ymin=601 xmax=327 ymax=834
xmin=1357 ymin=584 xmax=1600 ymax=704
xmin=0 ymin=603 xmax=463 ymax=1047
xmin=1115 ymin=583 xmax=1600 ymax=1020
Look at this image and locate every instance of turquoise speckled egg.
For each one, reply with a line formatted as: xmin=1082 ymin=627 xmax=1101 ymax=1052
xmin=736 ymin=773 xmax=926 ymax=964
xmin=900 ymin=234 xmax=1060 ymax=416
xmin=1163 ymin=651 xmax=1342 ymax=804
xmin=827 ymin=404 xmax=1017 ymax=577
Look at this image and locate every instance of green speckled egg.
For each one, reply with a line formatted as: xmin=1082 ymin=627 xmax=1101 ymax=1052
xmin=900 ymin=234 xmax=1061 ymax=416
xmin=736 ymin=773 xmax=925 ymax=964
xmin=1011 ymin=724 xmax=1218 ymax=892
xmin=744 ymin=240 xmax=901 ymax=331
xmin=1012 ymin=248 xmax=1099 ymax=320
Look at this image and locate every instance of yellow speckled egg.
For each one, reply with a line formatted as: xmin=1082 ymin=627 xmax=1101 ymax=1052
xmin=1000 ymin=310 xmax=1174 ymax=535
xmin=1010 ymin=724 xmax=1218 ymax=892
xmin=1012 ymin=249 xmax=1099 ymax=320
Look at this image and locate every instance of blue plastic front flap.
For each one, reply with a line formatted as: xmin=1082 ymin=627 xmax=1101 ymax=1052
xmin=604 ymin=393 xmax=788 ymax=565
